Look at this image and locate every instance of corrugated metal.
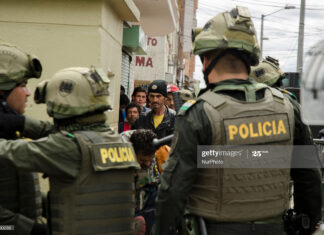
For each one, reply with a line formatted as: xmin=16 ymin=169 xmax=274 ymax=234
xmin=121 ymin=51 xmax=131 ymax=95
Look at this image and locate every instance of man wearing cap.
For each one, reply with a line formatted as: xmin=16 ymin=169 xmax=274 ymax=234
xmin=132 ymin=80 xmax=176 ymax=139
xmin=166 ymin=84 xmax=179 ymax=111
xmin=0 ymin=42 xmax=56 ymax=235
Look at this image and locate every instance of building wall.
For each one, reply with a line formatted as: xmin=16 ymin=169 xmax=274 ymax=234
xmin=0 ymin=0 xmax=127 ymax=128
xmin=132 ymin=36 xmax=167 ymax=82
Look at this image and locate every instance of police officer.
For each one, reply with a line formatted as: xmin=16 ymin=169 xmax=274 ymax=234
xmin=155 ymin=6 xmax=321 ymax=235
xmin=0 ymin=66 xmax=140 ymax=234
xmin=0 ymin=42 xmax=55 ymax=235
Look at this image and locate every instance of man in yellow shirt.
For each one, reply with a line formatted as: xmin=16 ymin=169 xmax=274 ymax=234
xmin=132 ymin=80 xmax=176 ymax=139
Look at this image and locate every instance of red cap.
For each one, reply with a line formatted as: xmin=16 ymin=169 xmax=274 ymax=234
xmin=167 ymin=84 xmax=179 ymax=93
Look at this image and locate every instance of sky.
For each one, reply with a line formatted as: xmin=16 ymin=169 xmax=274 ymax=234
xmin=194 ymin=0 xmax=324 ymax=88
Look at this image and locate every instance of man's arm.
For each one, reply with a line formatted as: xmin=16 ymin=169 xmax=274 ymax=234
xmin=155 ymin=102 xmax=211 ymax=235
xmin=22 ymin=116 xmax=55 ymax=139
xmin=289 ymin=96 xmax=322 ymax=232
xmin=0 ymin=133 xmax=80 ymax=178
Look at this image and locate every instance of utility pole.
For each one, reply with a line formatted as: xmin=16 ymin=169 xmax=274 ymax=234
xmin=259 ymin=5 xmax=296 ymax=60
xmin=260 ymin=14 xmax=265 ymax=59
xmin=297 ymin=0 xmax=305 ymax=75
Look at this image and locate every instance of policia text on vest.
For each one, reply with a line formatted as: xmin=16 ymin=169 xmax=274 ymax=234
xmin=224 ymin=113 xmax=291 ymax=145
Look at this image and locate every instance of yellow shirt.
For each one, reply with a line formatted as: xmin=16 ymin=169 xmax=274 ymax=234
xmin=153 ymin=114 xmax=164 ymax=128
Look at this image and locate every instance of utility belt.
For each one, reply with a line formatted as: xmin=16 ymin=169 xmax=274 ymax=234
xmin=182 ymin=210 xmax=310 ymax=235
xmin=183 ymin=217 xmax=284 ymax=235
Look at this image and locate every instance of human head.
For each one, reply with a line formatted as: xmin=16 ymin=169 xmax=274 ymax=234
xmin=120 ymin=93 xmax=130 ymax=110
xmin=148 ymin=80 xmax=167 ymax=111
xmin=34 ymin=66 xmax=111 ymax=120
xmin=125 ymin=102 xmax=141 ymax=125
xmin=166 ymin=84 xmax=179 ymax=110
xmin=250 ymin=56 xmax=285 ymax=87
xmin=130 ymin=129 xmax=157 ymax=169
xmin=132 ymin=86 xmax=147 ymax=107
xmin=192 ymin=6 xmax=259 ymax=85
xmin=120 ymin=85 xmax=125 ymax=95
xmin=0 ymin=42 xmax=42 ymax=114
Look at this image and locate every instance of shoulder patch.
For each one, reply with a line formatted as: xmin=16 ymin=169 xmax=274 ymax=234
xmin=278 ymin=88 xmax=297 ymax=100
xmin=178 ymin=99 xmax=196 ymax=116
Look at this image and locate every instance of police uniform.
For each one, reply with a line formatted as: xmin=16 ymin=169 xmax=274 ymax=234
xmin=0 ymin=43 xmax=53 ymax=235
xmin=0 ymin=67 xmax=140 ymax=235
xmin=155 ymin=79 xmax=321 ymax=234
xmin=155 ymin=6 xmax=321 ymax=235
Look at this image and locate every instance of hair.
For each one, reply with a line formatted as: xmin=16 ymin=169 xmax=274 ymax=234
xmin=132 ymin=86 xmax=147 ymax=97
xmin=204 ymin=48 xmax=252 ymax=74
xmin=120 ymin=85 xmax=125 ymax=92
xmin=130 ymin=129 xmax=157 ymax=155
xmin=120 ymin=93 xmax=130 ymax=106
xmin=125 ymin=102 xmax=141 ymax=114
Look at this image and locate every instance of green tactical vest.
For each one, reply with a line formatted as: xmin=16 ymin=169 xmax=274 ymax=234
xmin=0 ymin=166 xmax=42 ymax=219
xmin=49 ymin=130 xmax=140 ymax=235
xmin=186 ymin=83 xmax=295 ymax=222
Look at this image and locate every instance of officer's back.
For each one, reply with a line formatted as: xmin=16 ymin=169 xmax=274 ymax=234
xmin=155 ymin=6 xmax=321 ymax=235
xmin=0 ymin=67 xmax=140 ymax=234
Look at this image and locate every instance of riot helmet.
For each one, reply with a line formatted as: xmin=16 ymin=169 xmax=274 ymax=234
xmin=34 ymin=66 xmax=111 ymax=119
xmin=250 ymin=56 xmax=284 ymax=87
xmin=192 ymin=6 xmax=260 ymax=85
xmin=0 ymin=42 xmax=42 ymax=91
xmin=301 ymin=40 xmax=324 ymax=125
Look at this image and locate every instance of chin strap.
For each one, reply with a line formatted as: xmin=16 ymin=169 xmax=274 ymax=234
xmin=203 ymin=50 xmax=229 ymax=86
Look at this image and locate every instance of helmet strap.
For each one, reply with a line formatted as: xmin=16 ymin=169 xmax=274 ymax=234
xmin=203 ymin=50 xmax=228 ymax=85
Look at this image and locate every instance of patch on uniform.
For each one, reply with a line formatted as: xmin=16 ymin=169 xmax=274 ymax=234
xmin=224 ymin=113 xmax=291 ymax=145
xmin=59 ymin=79 xmax=75 ymax=97
xmin=254 ymin=68 xmax=265 ymax=78
xmin=178 ymin=100 xmax=196 ymax=115
xmin=91 ymin=142 xmax=140 ymax=171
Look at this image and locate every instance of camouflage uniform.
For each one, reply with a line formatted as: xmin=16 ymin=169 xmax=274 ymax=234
xmin=135 ymin=158 xmax=160 ymax=214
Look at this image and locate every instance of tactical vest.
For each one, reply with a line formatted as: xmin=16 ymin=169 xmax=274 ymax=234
xmin=0 ymin=165 xmax=42 ymax=219
xmin=186 ymin=83 xmax=295 ymax=222
xmin=49 ymin=130 xmax=140 ymax=235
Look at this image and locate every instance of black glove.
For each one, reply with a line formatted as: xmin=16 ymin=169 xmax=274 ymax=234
xmin=0 ymin=112 xmax=25 ymax=139
xmin=31 ymin=222 xmax=47 ymax=235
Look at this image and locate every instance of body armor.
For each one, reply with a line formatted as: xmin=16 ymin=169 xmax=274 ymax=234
xmin=49 ymin=130 xmax=139 ymax=235
xmin=186 ymin=84 xmax=295 ymax=222
xmin=0 ymin=165 xmax=42 ymax=219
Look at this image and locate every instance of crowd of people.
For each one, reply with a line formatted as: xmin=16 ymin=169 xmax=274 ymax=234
xmin=0 ymin=4 xmax=323 ymax=235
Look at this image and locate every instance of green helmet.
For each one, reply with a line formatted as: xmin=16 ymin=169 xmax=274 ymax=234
xmin=179 ymin=89 xmax=195 ymax=102
xmin=250 ymin=56 xmax=284 ymax=86
xmin=0 ymin=42 xmax=42 ymax=90
xmin=192 ymin=6 xmax=260 ymax=66
xmin=34 ymin=66 xmax=111 ymax=119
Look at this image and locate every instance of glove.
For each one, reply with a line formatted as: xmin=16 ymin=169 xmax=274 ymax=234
xmin=31 ymin=222 xmax=47 ymax=235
